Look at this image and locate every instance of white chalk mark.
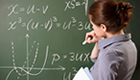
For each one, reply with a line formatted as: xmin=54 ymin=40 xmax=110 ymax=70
xmin=84 ymin=0 xmax=88 ymax=16
xmin=6 ymin=69 xmax=15 ymax=80
xmin=8 ymin=21 xmax=17 ymax=31
xmin=4 ymin=34 xmax=66 ymax=80
xmin=26 ymin=5 xmax=35 ymax=14
xmin=6 ymin=43 xmax=63 ymax=80
xmin=3 ymin=65 xmax=65 ymax=80
xmin=0 ymin=66 xmax=65 ymax=71
xmin=25 ymin=34 xmax=29 ymax=80
xmin=42 ymin=5 xmax=49 ymax=14
xmin=29 ymin=42 xmax=39 ymax=72
xmin=26 ymin=19 xmax=33 ymax=31
xmin=8 ymin=4 xmax=19 ymax=16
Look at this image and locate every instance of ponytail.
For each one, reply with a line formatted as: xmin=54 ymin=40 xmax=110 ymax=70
xmin=116 ymin=1 xmax=134 ymax=29
xmin=88 ymin=0 xmax=134 ymax=33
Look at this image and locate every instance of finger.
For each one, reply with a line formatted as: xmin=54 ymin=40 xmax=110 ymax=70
xmin=86 ymin=31 xmax=94 ymax=40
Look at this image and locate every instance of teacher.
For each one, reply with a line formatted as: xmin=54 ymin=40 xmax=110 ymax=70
xmin=85 ymin=0 xmax=137 ymax=80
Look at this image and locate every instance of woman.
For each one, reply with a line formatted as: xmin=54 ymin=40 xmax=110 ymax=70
xmin=85 ymin=0 xmax=137 ymax=80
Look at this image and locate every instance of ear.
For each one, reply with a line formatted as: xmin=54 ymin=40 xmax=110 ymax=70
xmin=100 ymin=24 xmax=107 ymax=32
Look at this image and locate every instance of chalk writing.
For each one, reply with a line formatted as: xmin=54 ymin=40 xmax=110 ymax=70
xmin=69 ymin=52 xmax=90 ymax=62
xmin=64 ymin=0 xmax=88 ymax=15
xmin=8 ymin=4 xmax=49 ymax=16
xmin=51 ymin=52 xmax=90 ymax=65
xmin=0 ymin=0 xmax=93 ymax=80
xmin=0 ymin=34 xmax=90 ymax=80
xmin=8 ymin=16 xmax=91 ymax=31
xmin=63 ymin=67 xmax=78 ymax=80
xmin=0 ymin=34 xmax=66 ymax=80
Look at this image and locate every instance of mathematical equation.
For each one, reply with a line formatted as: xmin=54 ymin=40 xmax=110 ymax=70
xmin=7 ymin=0 xmax=91 ymax=32
xmin=51 ymin=52 xmax=90 ymax=65
xmin=7 ymin=0 xmax=89 ymax=16
xmin=8 ymin=4 xmax=49 ymax=16
xmin=0 ymin=0 xmax=93 ymax=80
xmin=8 ymin=16 xmax=91 ymax=31
xmin=0 ymin=33 xmax=91 ymax=80
xmin=64 ymin=0 xmax=89 ymax=15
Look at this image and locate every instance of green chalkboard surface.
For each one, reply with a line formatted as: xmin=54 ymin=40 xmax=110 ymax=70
xmin=0 ymin=0 xmax=95 ymax=80
xmin=1 ymin=0 xmax=140 ymax=80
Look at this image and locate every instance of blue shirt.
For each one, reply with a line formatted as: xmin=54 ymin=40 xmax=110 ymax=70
xmin=90 ymin=34 xmax=137 ymax=80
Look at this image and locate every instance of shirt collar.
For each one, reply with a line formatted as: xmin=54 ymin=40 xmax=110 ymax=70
xmin=98 ymin=33 xmax=131 ymax=49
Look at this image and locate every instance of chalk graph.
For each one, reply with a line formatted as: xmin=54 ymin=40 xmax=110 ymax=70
xmin=0 ymin=34 xmax=65 ymax=80
xmin=0 ymin=0 xmax=93 ymax=79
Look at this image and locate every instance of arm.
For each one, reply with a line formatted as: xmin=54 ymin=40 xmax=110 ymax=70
xmin=98 ymin=51 xmax=119 ymax=80
xmin=85 ymin=31 xmax=102 ymax=59
xmin=90 ymin=42 xmax=99 ymax=59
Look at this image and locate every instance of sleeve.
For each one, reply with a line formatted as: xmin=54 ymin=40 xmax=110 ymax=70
xmin=98 ymin=50 xmax=120 ymax=80
xmin=90 ymin=58 xmax=97 ymax=63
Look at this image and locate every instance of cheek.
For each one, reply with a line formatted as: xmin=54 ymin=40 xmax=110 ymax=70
xmin=92 ymin=26 xmax=104 ymax=36
xmin=95 ymin=28 xmax=104 ymax=36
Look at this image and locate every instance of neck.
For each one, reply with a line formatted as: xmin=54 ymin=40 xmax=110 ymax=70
xmin=105 ymin=30 xmax=124 ymax=38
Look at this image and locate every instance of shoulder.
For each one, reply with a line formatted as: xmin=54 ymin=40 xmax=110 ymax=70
xmin=100 ymin=48 xmax=122 ymax=67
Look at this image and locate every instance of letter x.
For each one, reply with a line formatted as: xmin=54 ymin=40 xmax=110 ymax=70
xmin=8 ymin=4 xmax=19 ymax=16
xmin=64 ymin=1 xmax=70 ymax=11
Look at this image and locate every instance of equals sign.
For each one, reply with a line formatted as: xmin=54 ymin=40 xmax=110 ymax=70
xmin=20 ymin=8 xmax=25 ymax=12
xmin=63 ymin=55 xmax=67 ymax=59
xmin=22 ymin=23 xmax=26 ymax=27
xmin=76 ymin=2 xmax=81 ymax=6
xmin=56 ymin=23 xmax=61 ymax=27
xmin=36 ymin=8 xmax=40 ymax=11
xmin=72 ymin=24 xmax=76 ymax=26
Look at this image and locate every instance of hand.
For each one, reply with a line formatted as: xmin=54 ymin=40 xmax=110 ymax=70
xmin=85 ymin=31 xmax=103 ymax=43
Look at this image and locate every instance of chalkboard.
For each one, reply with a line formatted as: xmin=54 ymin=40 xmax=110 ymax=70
xmin=0 ymin=0 xmax=95 ymax=80
xmin=0 ymin=0 xmax=140 ymax=80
